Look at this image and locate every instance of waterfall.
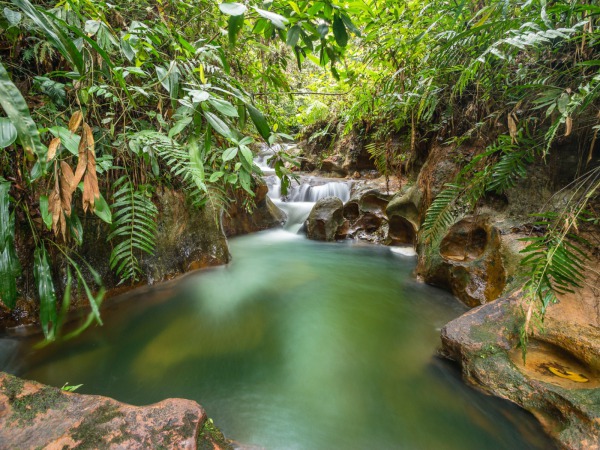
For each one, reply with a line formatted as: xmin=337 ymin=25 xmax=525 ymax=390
xmin=254 ymin=146 xmax=352 ymax=233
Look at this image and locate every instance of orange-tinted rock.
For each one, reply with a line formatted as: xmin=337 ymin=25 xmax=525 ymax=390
xmin=0 ymin=372 xmax=236 ymax=449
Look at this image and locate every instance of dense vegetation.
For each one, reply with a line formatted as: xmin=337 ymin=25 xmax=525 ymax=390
xmin=0 ymin=0 xmax=599 ymax=343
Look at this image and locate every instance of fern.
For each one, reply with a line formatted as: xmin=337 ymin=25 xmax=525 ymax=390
xmin=421 ymin=183 xmax=463 ymax=245
xmin=108 ymin=176 xmax=158 ymax=284
xmin=487 ymin=135 xmax=533 ymax=193
xmin=129 ymin=130 xmax=208 ymax=207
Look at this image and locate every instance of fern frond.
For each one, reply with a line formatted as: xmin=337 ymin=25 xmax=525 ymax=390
xmin=487 ymin=138 xmax=533 ymax=193
xmin=108 ymin=176 xmax=158 ymax=284
xmin=421 ymin=183 xmax=463 ymax=244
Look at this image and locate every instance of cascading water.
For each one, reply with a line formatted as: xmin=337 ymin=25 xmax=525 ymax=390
xmin=256 ymin=145 xmax=352 ymax=233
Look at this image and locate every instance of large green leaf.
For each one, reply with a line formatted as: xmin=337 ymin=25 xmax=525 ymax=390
xmin=228 ymin=14 xmax=244 ymax=45
xmin=0 ymin=117 xmax=17 ymax=149
xmin=246 ymin=104 xmax=271 ymax=141
xmin=333 ymin=14 xmax=349 ymax=47
xmin=204 ymin=112 xmax=232 ymax=138
xmin=0 ymin=62 xmax=47 ymax=163
xmin=253 ymin=7 xmax=288 ymax=29
xmin=0 ymin=181 xmax=20 ymax=309
xmin=11 ymin=0 xmax=84 ymax=73
xmin=219 ymin=2 xmax=246 ymax=16
xmin=208 ymin=97 xmax=239 ymax=117
xmin=34 ymin=244 xmax=57 ymax=341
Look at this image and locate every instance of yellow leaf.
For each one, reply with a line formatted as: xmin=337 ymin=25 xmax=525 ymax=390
xmin=547 ymin=366 xmax=589 ymax=383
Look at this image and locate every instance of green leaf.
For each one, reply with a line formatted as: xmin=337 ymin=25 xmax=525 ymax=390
xmin=332 ymin=14 xmax=348 ymax=47
xmin=222 ymin=147 xmax=238 ymax=161
xmin=0 ymin=62 xmax=47 ymax=163
xmin=39 ymin=195 xmax=52 ymax=229
xmin=3 ymin=7 xmax=22 ymax=26
xmin=208 ymin=97 xmax=239 ymax=117
xmin=48 ymin=126 xmax=80 ymax=155
xmin=34 ymin=244 xmax=57 ymax=341
xmin=204 ymin=111 xmax=232 ymax=138
xmin=168 ymin=116 xmax=192 ymax=138
xmin=219 ymin=2 xmax=246 ymax=16
xmin=287 ymin=25 xmax=302 ymax=47
xmin=246 ymin=104 xmax=271 ymax=141
xmin=253 ymin=7 xmax=288 ymax=29
xmin=0 ymin=118 xmax=17 ymax=149
xmin=240 ymin=146 xmax=253 ymax=167
xmin=209 ymin=171 xmax=224 ymax=182
xmin=84 ymin=19 xmax=100 ymax=35
xmin=228 ymin=14 xmax=244 ymax=46
xmin=92 ymin=192 xmax=112 ymax=224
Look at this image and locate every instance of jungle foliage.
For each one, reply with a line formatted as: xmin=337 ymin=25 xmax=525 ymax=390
xmin=0 ymin=0 xmax=599 ymax=344
xmin=0 ymin=0 xmax=359 ymax=340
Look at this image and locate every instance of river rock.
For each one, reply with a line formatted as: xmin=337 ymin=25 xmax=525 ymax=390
xmin=385 ymin=186 xmax=421 ymax=245
xmin=320 ymin=157 xmax=348 ymax=177
xmin=222 ymin=184 xmax=287 ymax=237
xmin=0 ymin=372 xmax=232 ymax=449
xmin=417 ymin=216 xmax=506 ymax=307
xmin=441 ymin=272 xmax=600 ymax=450
xmin=306 ymin=197 xmax=345 ymax=241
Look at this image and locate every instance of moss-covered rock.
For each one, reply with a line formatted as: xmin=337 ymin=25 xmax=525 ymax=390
xmin=0 ymin=372 xmax=234 ymax=449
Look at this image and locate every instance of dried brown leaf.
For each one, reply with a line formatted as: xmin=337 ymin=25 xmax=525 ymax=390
xmin=508 ymin=113 xmax=518 ymax=143
xmin=59 ymin=161 xmax=75 ymax=217
xmin=47 ymin=138 xmax=61 ymax=161
xmin=564 ymin=116 xmax=573 ymax=137
xmin=81 ymin=123 xmax=98 ymax=212
xmin=68 ymin=111 xmax=83 ymax=133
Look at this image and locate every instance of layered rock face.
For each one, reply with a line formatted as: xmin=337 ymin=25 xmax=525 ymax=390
xmin=0 ymin=372 xmax=232 ymax=449
xmin=441 ymin=273 xmax=600 ymax=450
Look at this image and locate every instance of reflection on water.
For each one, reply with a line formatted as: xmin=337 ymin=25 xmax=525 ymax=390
xmin=2 ymin=231 xmax=553 ymax=449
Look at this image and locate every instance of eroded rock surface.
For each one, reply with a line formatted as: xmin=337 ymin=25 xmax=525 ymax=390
xmin=0 ymin=372 xmax=232 ymax=449
xmin=417 ymin=216 xmax=507 ymax=307
xmin=442 ymin=274 xmax=600 ymax=450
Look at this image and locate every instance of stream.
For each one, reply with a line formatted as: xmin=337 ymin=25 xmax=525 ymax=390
xmin=0 ymin=153 xmax=555 ymax=449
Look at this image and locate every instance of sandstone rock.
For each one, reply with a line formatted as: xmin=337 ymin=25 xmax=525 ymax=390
xmin=306 ymin=197 xmax=345 ymax=241
xmin=417 ymin=216 xmax=506 ymax=307
xmin=340 ymin=189 xmax=393 ymax=243
xmin=441 ymin=285 xmax=600 ymax=450
xmin=0 ymin=372 xmax=232 ymax=449
xmin=385 ymin=186 xmax=421 ymax=246
xmin=320 ymin=158 xmax=347 ymax=177
xmin=222 ymin=184 xmax=287 ymax=237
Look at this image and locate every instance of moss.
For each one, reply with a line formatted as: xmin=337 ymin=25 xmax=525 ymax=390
xmin=8 ymin=385 xmax=66 ymax=427
xmin=1 ymin=374 xmax=24 ymax=400
xmin=71 ymin=402 xmax=124 ymax=450
xmin=198 ymin=418 xmax=233 ymax=450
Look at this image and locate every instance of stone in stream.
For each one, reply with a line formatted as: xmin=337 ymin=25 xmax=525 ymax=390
xmin=441 ymin=280 xmax=600 ymax=450
xmin=0 ymin=372 xmax=233 ymax=449
xmin=306 ymin=196 xmax=346 ymax=241
xmin=417 ymin=216 xmax=506 ymax=307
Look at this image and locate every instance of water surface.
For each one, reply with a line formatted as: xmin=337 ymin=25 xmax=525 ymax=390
xmin=2 ymin=231 xmax=553 ymax=449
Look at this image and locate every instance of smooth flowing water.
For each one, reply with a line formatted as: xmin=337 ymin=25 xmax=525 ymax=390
xmin=2 ymin=231 xmax=553 ymax=449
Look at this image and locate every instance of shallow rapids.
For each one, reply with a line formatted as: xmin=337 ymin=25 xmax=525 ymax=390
xmin=1 ymin=231 xmax=553 ymax=449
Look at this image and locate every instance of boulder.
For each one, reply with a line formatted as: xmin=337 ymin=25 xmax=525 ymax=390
xmin=306 ymin=197 xmax=345 ymax=241
xmin=0 ymin=372 xmax=232 ymax=449
xmin=320 ymin=158 xmax=348 ymax=177
xmin=417 ymin=216 xmax=506 ymax=307
xmin=441 ymin=274 xmax=600 ymax=450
